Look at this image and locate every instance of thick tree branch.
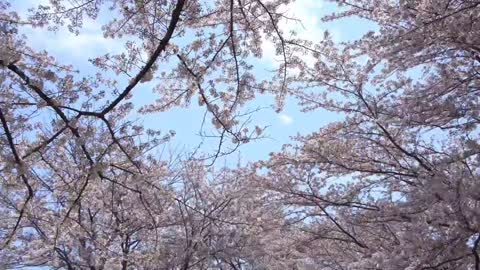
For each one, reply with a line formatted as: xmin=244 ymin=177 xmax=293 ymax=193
xmin=0 ymin=108 xmax=34 ymax=248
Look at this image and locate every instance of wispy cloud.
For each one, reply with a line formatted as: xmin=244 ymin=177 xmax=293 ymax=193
xmin=278 ymin=113 xmax=294 ymax=125
xmin=14 ymin=2 xmax=124 ymax=62
xmin=261 ymin=0 xmax=341 ymax=67
xmin=25 ymin=19 xmax=124 ymax=60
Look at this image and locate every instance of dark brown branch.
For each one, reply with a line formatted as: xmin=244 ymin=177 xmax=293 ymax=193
xmin=176 ymin=54 xmax=241 ymax=143
xmin=229 ymin=0 xmax=242 ymax=110
xmin=256 ymin=0 xmax=288 ymax=98
xmin=99 ymin=0 xmax=186 ymax=116
xmin=22 ymin=125 xmax=69 ymax=159
xmin=0 ymin=108 xmax=34 ymax=248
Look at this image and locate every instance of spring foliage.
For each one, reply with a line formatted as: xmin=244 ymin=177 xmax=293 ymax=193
xmin=0 ymin=0 xmax=479 ymax=269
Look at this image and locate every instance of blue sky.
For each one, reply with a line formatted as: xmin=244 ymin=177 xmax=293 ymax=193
xmin=12 ymin=0 xmax=376 ymax=166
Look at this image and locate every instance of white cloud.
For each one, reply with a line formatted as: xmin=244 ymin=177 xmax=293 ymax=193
xmin=54 ymin=23 xmax=120 ymax=58
xmin=261 ymin=0 xmax=341 ymax=67
xmin=18 ymin=6 xmax=124 ymax=61
xmin=278 ymin=113 xmax=294 ymax=125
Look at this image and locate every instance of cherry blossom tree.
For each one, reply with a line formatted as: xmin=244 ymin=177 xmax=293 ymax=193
xmin=1 ymin=151 xmax=292 ymax=269
xmin=2 ymin=0 xmax=480 ymax=269
xmin=260 ymin=0 xmax=480 ymax=269
xmin=0 ymin=0 xmax=296 ymax=268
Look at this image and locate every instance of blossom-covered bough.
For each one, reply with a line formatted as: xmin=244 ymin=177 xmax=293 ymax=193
xmin=0 ymin=0 xmax=294 ymax=268
xmin=261 ymin=0 xmax=480 ymax=269
xmin=1 ymin=0 xmax=480 ymax=269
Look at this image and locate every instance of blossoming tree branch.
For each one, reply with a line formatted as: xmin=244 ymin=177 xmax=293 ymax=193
xmin=0 ymin=0 xmax=479 ymax=269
